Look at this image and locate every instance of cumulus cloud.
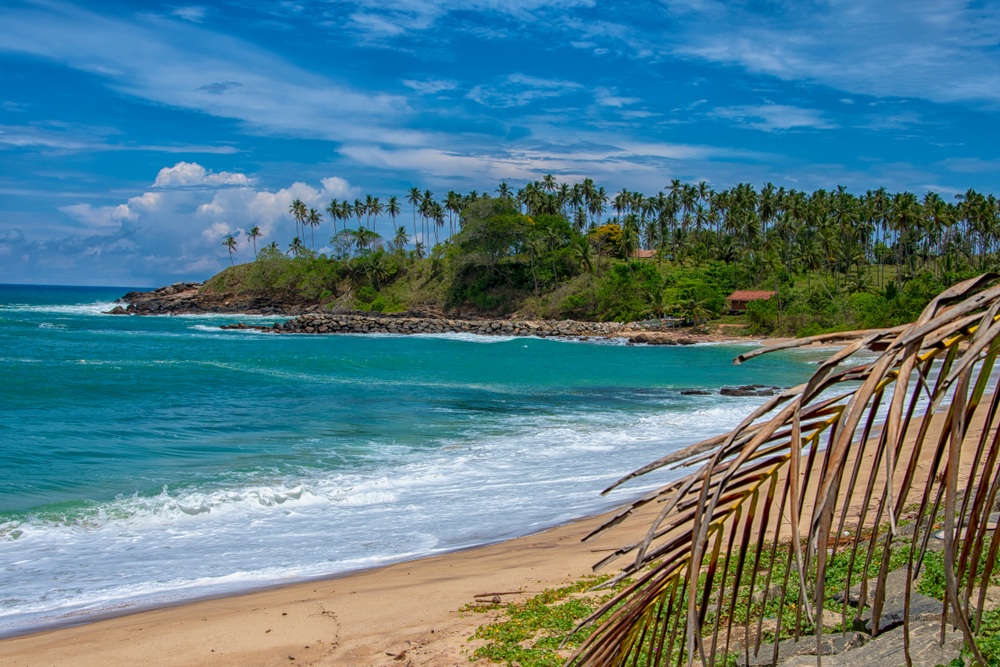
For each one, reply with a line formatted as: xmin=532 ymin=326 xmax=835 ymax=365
xmin=59 ymin=203 xmax=137 ymax=228
xmin=152 ymin=161 xmax=250 ymax=187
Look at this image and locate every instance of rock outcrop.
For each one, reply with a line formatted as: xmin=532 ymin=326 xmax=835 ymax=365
xmin=114 ymin=283 xmax=321 ymax=316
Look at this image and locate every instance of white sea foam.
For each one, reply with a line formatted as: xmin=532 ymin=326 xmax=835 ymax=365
xmin=0 ymin=301 xmax=119 ymax=316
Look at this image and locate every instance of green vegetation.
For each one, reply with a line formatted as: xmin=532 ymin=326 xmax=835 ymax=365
xmin=463 ymin=521 xmax=1000 ymax=667
xmin=206 ymin=178 xmax=999 ymax=332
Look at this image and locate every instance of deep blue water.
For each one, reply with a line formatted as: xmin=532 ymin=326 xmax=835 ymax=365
xmin=0 ymin=283 xmax=821 ymax=637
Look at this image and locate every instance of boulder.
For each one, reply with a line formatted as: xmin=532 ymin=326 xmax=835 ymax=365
xmin=681 ymin=390 xmax=712 ymax=396
xmin=721 ymin=387 xmax=758 ymax=397
xmin=104 ymin=306 xmax=129 ymax=315
xmin=779 ymin=621 xmax=962 ymax=667
xmin=737 ymin=632 xmax=868 ymax=667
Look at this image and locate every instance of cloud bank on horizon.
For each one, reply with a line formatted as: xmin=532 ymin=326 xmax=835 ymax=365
xmin=0 ymin=0 xmax=998 ymax=285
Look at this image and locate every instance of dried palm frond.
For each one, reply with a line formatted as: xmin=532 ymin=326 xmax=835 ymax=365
xmin=567 ymin=273 xmax=1000 ymax=667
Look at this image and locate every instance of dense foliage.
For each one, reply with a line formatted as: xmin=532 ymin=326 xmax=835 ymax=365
xmin=208 ymin=177 xmax=999 ymax=333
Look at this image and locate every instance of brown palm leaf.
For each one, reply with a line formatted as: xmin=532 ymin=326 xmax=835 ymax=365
xmin=566 ymin=273 xmax=1000 ymax=667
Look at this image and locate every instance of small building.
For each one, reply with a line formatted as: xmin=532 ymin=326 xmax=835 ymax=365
xmin=725 ymin=290 xmax=776 ymax=313
xmin=632 ymin=249 xmax=655 ymax=259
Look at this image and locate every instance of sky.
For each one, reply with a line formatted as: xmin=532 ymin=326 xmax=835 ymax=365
xmin=1 ymin=0 xmax=999 ymax=286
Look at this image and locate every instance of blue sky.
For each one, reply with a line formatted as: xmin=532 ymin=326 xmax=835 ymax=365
xmin=1 ymin=0 xmax=999 ymax=286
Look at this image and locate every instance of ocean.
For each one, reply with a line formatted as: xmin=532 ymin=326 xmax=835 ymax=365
xmin=0 ymin=283 xmax=822 ymax=638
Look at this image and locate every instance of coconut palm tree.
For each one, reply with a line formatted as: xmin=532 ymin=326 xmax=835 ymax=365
xmin=496 ymin=181 xmax=512 ymax=201
xmin=326 ymin=199 xmax=340 ymax=235
xmin=222 ymin=234 xmax=238 ymax=266
xmin=445 ymin=191 xmax=462 ymax=237
xmin=265 ymin=241 xmax=279 ymax=252
xmin=245 ymin=226 xmax=262 ymax=259
xmin=393 ymin=224 xmax=408 ymax=256
xmin=289 ymin=199 xmax=306 ymax=240
xmin=571 ymin=238 xmax=595 ymax=286
xmin=306 ymin=208 xmax=321 ymax=250
xmin=287 ymin=237 xmax=304 ymax=257
xmin=406 ymin=187 xmax=422 ymax=244
xmin=387 ymin=195 xmax=401 ymax=237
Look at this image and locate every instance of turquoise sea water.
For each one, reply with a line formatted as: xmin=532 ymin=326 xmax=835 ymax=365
xmin=0 ymin=284 xmax=821 ymax=637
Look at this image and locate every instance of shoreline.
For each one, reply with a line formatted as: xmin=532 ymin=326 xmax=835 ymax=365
xmin=0 ymin=502 xmax=628 ymax=643
xmin=0 ymin=500 xmax=665 ymax=667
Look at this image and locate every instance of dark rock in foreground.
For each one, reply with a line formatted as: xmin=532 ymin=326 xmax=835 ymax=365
xmin=738 ymin=632 xmax=868 ymax=667
xmin=779 ymin=621 xmax=962 ymax=667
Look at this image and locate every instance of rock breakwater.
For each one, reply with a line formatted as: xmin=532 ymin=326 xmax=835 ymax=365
xmin=220 ymin=312 xmax=649 ymax=339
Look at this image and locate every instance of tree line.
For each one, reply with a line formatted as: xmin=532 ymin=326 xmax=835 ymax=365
xmin=221 ymin=177 xmax=996 ymax=289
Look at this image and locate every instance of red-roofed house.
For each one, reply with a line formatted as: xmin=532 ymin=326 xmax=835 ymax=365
xmin=726 ymin=290 xmax=776 ymax=313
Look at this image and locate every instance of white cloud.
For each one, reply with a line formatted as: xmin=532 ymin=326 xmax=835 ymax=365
xmin=662 ymin=0 xmax=1000 ymax=105
xmin=402 ymin=79 xmax=458 ymax=95
xmin=59 ymin=203 xmax=136 ymax=228
xmin=153 ymin=161 xmax=250 ymax=187
xmin=594 ymin=87 xmax=640 ymax=107
xmin=0 ymin=123 xmax=238 ymax=154
xmin=0 ymin=3 xmax=416 ymax=146
xmin=710 ymin=104 xmax=838 ymax=132
xmin=467 ymin=73 xmax=582 ymax=108
xmin=171 ymin=6 xmax=206 ymax=22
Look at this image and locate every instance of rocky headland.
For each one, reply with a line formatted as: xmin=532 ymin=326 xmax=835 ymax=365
xmin=108 ymin=283 xmax=727 ymax=345
xmin=108 ymin=282 xmax=325 ymax=316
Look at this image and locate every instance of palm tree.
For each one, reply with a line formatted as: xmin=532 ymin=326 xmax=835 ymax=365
xmin=306 ymin=208 xmax=321 ymax=250
xmin=393 ymin=225 xmax=408 ymax=256
xmin=422 ymin=189 xmax=434 ymax=247
xmin=287 ymin=237 xmax=304 ymax=257
xmin=288 ymin=199 xmax=306 ymax=240
xmin=325 ymin=199 xmax=340 ymax=236
xmin=387 ymin=195 xmax=401 ymax=238
xmin=406 ymin=187 xmax=422 ymax=245
xmin=496 ymin=181 xmax=511 ymax=201
xmin=245 ymin=225 xmax=262 ymax=259
xmin=673 ymin=289 xmax=709 ymax=325
xmin=541 ymin=174 xmax=557 ymax=193
xmin=571 ymin=239 xmax=595 ymax=286
xmin=222 ymin=234 xmax=238 ymax=266
xmin=265 ymin=241 xmax=279 ymax=251
xmin=446 ymin=191 xmax=462 ymax=237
